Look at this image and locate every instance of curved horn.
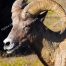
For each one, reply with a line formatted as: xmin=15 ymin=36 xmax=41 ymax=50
xmin=11 ymin=0 xmax=24 ymax=17
xmin=11 ymin=0 xmax=31 ymax=22
xmin=22 ymin=0 xmax=66 ymax=33
xmin=11 ymin=0 xmax=24 ymax=23
xmin=11 ymin=0 xmax=34 ymax=24
xmin=11 ymin=0 xmax=23 ymax=18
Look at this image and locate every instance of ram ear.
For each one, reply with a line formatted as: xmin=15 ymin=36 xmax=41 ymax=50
xmin=22 ymin=0 xmax=66 ymax=33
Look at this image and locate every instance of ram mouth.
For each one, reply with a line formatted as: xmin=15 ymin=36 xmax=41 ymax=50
xmin=4 ymin=43 xmax=20 ymax=54
xmin=6 ymin=46 xmax=19 ymax=54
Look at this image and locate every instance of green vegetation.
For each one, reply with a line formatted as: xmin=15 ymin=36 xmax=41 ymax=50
xmin=0 ymin=56 xmax=44 ymax=66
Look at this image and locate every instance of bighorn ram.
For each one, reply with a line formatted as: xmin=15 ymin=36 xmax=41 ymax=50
xmin=3 ymin=0 xmax=66 ymax=66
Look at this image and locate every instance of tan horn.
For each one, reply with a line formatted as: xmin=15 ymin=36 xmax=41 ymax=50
xmin=22 ymin=0 xmax=66 ymax=33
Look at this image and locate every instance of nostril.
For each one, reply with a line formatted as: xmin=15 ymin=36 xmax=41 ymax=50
xmin=5 ymin=42 xmax=10 ymax=46
xmin=3 ymin=38 xmax=11 ymax=45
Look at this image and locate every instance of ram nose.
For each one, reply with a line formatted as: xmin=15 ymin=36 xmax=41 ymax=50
xmin=3 ymin=38 xmax=14 ymax=50
xmin=3 ymin=38 xmax=10 ymax=46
